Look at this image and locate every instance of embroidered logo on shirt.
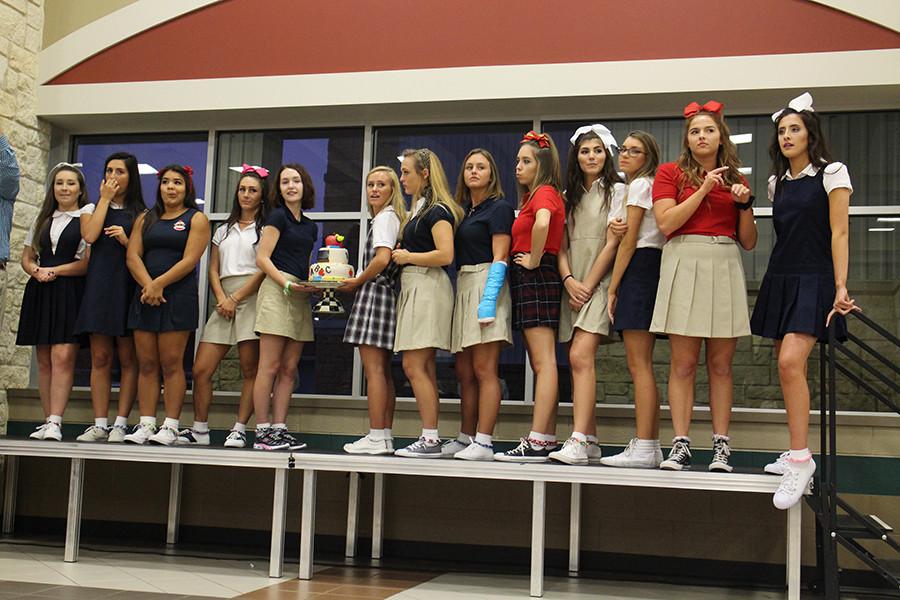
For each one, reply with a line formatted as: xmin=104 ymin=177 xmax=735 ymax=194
xmin=173 ymin=221 xmax=186 ymax=231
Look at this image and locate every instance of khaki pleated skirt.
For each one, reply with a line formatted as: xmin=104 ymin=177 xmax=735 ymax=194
xmin=200 ymin=275 xmax=259 ymax=345
xmin=394 ymin=265 xmax=453 ymax=352
xmin=254 ymin=272 xmax=314 ymax=342
xmin=650 ymin=235 xmax=751 ymax=338
xmin=558 ymin=275 xmax=613 ymax=344
xmin=450 ymin=263 xmax=513 ymax=353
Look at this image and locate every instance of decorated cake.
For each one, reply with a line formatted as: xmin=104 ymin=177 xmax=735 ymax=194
xmin=309 ymin=234 xmax=355 ymax=282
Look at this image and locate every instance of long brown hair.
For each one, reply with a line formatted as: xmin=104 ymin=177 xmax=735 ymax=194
xmin=623 ymin=130 xmax=661 ymax=183
xmin=517 ymin=134 xmax=562 ymax=206
xmin=564 ymin=131 xmax=623 ymax=215
xmin=32 ymin=164 xmax=89 ymax=255
xmin=769 ymin=109 xmax=835 ymax=198
xmin=454 ymin=148 xmax=504 ymax=207
xmin=676 ymin=112 xmax=743 ymax=188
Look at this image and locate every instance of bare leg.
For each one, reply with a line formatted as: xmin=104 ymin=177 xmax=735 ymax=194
xmin=48 ymin=343 xmax=78 ymax=417
xmin=705 ymin=337 xmax=737 ymax=436
xmin=133 ymin=331 xmax=161 ymax=417
xmin=271 ymin=340 xmax=303 ymax=424
xmin=115 ymin=336 xmax=138 ymax=419
xmin=252 ymin=334 xmax=287 ymax=424
xmin=667 ymin=334 xmax=702 ymax=438
xmin=191 ymin=342 xmax=231 ymax=422
xmin=569 ymin=329 xmax=601 ymax=436
xmin=454 ymin=347 xmax=478 ymax=436
xmin=402 ymin=348 xmax=439 ymax=429
xmin=471 ymin=341 xmax=503 ymax=435
xmin=236 ymin=339 xmax=260 ymax=424
xmin=158 ymin=331 xmax=191 ymax=420
xmin=35 ymin=345 xmax=51 ymax=418
xmin=623 ymin=330 xmax=659 ymax=439
xmin=360 ymin=345 xmax=393 ymax=429
xmin=88 ymin=334 xmax=114 ymax=418
xmin=776 ymin=333 xmax=817 ymax=450
xmin=523 ymin=327 xmax=558 ymax=435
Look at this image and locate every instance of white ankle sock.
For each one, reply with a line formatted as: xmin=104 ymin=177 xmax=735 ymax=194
xmin=140 ymin=416 xmax=156 ymax=427
xmin=384 ymin=428 xmax=393 ymax=439
xmin=114 ymin=416 xmax=128 ymax=428
xmin=635 ymin=438 xmax=659 ymax=448
xmin=571 ymin=432 xmax=588 ymax=442
xmin=422 ymin=428 xmax=439 ymax=442
xmin=369 ymin=428 xmax=384 ymax=440
xmin=95 ymin=418 xmax=108 ymax=429
xmin=47 ymin=415 xmax=62 ymax=425
xmin=530 ymin=431 xmax=555 ymax=443
xmin=474 ymin=432 xmax=493 ymax=446
xmin=789 ymin=448 xmax=812 ymax=462
xmin=457 ymin=432 xmax=472 ymax=445
xmin=233 ymin=422 xmax=246 ymax=433
xmin=256 ymin=422 xmax=271 ymax=432
xmin=163 ymin=417 xmax=179 ymax=430
xmin=273 ymin=422 xmax=286 ymax=430
xmin=192 ymin=421 xmax=209 ymax=433
xmin=586 ymin=434 xmax=598 ymax=444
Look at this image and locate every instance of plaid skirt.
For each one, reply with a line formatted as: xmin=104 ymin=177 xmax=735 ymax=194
xmin=509 ymin=254 xmax=561 ymax=330
xmin=343 ymin=279 xmax=397 ymax=350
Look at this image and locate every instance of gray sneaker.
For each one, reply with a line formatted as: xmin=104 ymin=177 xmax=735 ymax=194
xmin=394 ymin=437 xmax=442 ymax=458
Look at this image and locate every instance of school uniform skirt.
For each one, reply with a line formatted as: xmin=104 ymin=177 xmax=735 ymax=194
xmin=613 ymin=247 xmax=662 ymax=332
xmin=650 ymin=235 xmax=750 ymax=338
xmin=750 ymin=271 xmax=846 ymax=343
xmin=128 ymin=278 xmax=198 ymax=333
xmin=450 ymin=263 xmax=513 ymax=353
xmin=509 ymin=254 xmax=561 ymax=330
xmin=254 ymin=272 xmax=314 ymax=342
xmin=16 ymin=276 xmax=86 ymax=346
xmin=394 ymin=265 xmax=453 ymax=352
xmin=343 ymin=278 xmax=397 ymax=351
xmin=200 ymin=275 xmax=259 ymax=346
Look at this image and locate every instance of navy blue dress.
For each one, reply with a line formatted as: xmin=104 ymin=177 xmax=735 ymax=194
xmin=127 ymin=208 xmax=200 ymax=332
xmin=16 ymin=218 xmax=86 ymax=345
xmin=75 ymin=207 xmax=137 ymax=337
xmin=751 ymin=169 xmax=847 ymax=342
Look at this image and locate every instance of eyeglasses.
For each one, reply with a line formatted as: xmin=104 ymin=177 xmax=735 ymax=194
xmin=618 ymin=148 xmax=645 ymax=157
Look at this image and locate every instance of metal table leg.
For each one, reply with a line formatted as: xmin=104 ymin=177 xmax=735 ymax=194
xmin=530 ymin=481 xmax=546 ymax=598
xmin=2 ymin=456 xmax=18 ymax=535
xmin=569 ymin=482 xmax=581 ymax=574
xmin=345 ymin=472 xmax=360 ymax=557
xmin=299 ymin=469 xmax=317 ymax=580
xmin=786 ymin=502 xmax=802 ymax=600
xmin=166 ymin=464 xmax=182 ymax=545
xmin=269 ymin=468 xmax=288 ymax=578
xmin=372 ymin=473 xmax=385 ymax=559
xmin=64 ymin=458 xmax=85 ymax=563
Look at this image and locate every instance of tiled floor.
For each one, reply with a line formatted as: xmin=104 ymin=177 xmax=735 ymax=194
xmin=0 ymin=541 xmax=834 ymax=599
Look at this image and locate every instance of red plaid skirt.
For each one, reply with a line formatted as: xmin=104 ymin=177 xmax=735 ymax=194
xmin=509 ymin=254 xmax=561 ymax=330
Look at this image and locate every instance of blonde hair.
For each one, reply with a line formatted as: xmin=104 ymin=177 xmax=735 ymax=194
xmin=366 ymin=166 xmax=407 ymax=223
xmin=454 ymin=148 xmax=504 ymax=207
xmin=676 ymin=112 xmax=743 ymax=188
xmin=517 ymin=135 xmax=562 ymax=206
xmin=400 ymin=148 xmax=464 ymax=232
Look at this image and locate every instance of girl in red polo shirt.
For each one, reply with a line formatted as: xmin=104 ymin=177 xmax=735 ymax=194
xmin=651 ymin=101 xmax=757 ymax=472
xmin=495 ymin=131 xmax=566 ymax=463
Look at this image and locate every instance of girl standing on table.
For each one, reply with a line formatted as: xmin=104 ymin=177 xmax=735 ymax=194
xmin=251 ymin=164 xmax=318 ymax=451
xmin=495 ymin=132 xmax=566 ymax=463
xmin=550 ymin=125 xmax=624 ymax=466
xmin=180 ymin=166 xmax=269 ymax=448
xmin=392 ymin=148 xmax=463 ymax=458
xmin=751 ymin=93 xmax=856 ymax=509
xmin=341 ymin=166 xmax=406 ymax=455
xmin=651 ymin=101 xmax=757 ymax=472
xmin=123 ymin=165 xmax=210 ymax=445
xmin=74 ymin=153 xmax=144 ymax=443
xmin=601 ymin=131 xmax=665 ymax=469
xmin=18 ymin=163 xmax=90 ymax=441
xmin=446 ymin=149 xmax=514 ymax=461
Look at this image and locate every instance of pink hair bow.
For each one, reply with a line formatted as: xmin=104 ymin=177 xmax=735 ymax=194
xmin=683 ymin=100 xmax=724 ymax=118
xmin=241 ymin=163 xmax=269 ymax=178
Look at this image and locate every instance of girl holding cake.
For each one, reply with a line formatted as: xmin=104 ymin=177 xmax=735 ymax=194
xmin=340 ymin=166 xmax=406 ymax=455
xmin=445 ymin=149 xmax=514 ymax=461
xmin=180 ymin=166 xmax=269 ymax=448
xmin=391 ymin=148 xmax=464 ymax=458
xmin=252 ymin=164 xmax=318 ymax=451
xmin=494 ymin=132 xmax=566 ymax=462
xmin=549 ymin=124 xmax=625 ymax=466
xmin=18 ymin=163 xmax=91 ymax=441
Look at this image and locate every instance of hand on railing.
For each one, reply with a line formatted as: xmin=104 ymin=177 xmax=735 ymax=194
xmin=826 ymin=285 xmax=861 ymax=327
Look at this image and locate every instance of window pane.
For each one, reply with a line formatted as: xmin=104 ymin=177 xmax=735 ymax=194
xmin=214 ymin=128 xmax=364 ymax=213
xmin=73 ymin=133 xmax=210 ymax=211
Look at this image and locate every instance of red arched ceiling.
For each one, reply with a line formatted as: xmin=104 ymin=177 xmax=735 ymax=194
xmin=48 ymin=0 xmax=900 ymax=85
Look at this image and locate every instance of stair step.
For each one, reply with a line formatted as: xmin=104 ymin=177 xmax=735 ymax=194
xmin=837 ymin=513 xmax=895 ymax=539
xmin=886 ymin=558 xmax=900 ymax=579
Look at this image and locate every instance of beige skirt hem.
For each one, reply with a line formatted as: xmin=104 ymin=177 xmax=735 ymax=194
xmin=254 ymin=272 xmax=314 ymax=342
xmin=450 ymin=264 xmax=513 ymax=353
xmin=394 ymin=265 xmax=453 ymax=352
xmin=200 ymin=275 xmax=260 ymax=345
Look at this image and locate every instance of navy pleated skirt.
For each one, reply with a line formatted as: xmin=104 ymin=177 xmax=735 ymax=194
xmin=16 ymin=276 xmax=86 ymax=346
xmin=613 ymin=247 xmax=661 ymax=332
xmin=751 ymin=271 xmax=846 ymax=343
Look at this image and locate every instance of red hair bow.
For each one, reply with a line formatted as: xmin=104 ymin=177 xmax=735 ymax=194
xmin=521 ymin=130 xmax=550 ymax=148
xmin=683 ymin=100 xmax=724 ymax=118
xmin=183 ymin=165 xmax=194 ymax=177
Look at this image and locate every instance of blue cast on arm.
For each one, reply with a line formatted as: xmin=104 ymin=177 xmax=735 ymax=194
xmin=477 ymin=261 xmax=507 ymax=323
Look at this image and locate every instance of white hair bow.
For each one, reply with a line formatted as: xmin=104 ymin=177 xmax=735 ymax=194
xmin=771 ymin=92 xmax=814 ymax=123
xmin=569 ymin=124 xmax=618 ymax=151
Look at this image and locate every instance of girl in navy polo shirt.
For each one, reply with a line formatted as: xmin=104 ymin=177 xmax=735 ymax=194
xmin=392 ymin=148 xmax=464 ymax=458
xmin=495 ymin=132 xmax=566 ymax=463
xmin=550 ymin=124 xmax=624 ymax=466
xmin=751 ymin=93 xmax=856 ymax=509
xmin=651 ymin=102 xmax=756 ymax=472
xmin=252 ymin=163 xmax=318 ymax=451
xmin=123 ymin=165 xmax=210 ymax=445
xmin=446 ymin=149 xmax=514 ymax=461
xmin=18 ymin=163 xmax=90 ymax=441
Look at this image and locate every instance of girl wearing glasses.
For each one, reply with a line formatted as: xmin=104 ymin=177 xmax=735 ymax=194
xmin=18 ymin=163 xmax=91 ymax=441
xmin=601 ymin=131 xmax=665 ymax=468
xmin=550 ymin=125 xmax=624 ymax=465
xmin=74 ymin=153 xmax=145 ymax=443
xmin=650 ymin=102 xmax=756 ymax=472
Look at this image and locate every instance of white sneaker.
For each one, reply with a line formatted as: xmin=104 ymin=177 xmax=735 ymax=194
xmin=441 ymin=437 xmax=470 ymax=458
xmin=149 ymin=426 xmax=179 ymax=446
xmin=764 ymin=451 xmax=790 ymax=475
xmin=586 ymin=441 xmax=603 ymax=464
xmin=454 ymin=441 xmax=494 ymax=461
xmin=76 ymin=425 xmax=109 ymax=442
xmin=176 ymin=429 xmax=210 ymax=445
xmin=773 ymin=457 xmax=816 ymax=510
xmin=42 ymin=422 xmax=63 ymax=441
xmin=599 ymin=438 xmax=663 ymax=469
xmin=107 ymin=424 xmax=128 ymax=443
xmin=123 ymin=422 xmax=157 ymax=445
xmin=223 ymin=430 xmax=247 ymax=448
xmin=29 ymin=423 xmax=51 ymax=440
xmin=548 ymin=437 xmax=590 ymax=465
xmin=343 ymin=435 xmax=393 ymax=455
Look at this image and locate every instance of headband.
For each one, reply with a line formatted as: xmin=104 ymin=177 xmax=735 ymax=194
xmin=51 ymin=161 xmax=83 ymax=171
xmin=241 ymin=163 xmax=269 ymax=178
xmin=771 ymin=92 xmax=814 ymax=123
xmin=683 ymin=100 xmax=724 ymax=118
xmin=569 ymin=124 xmax=618 ymax=151
xmin=521 ymin=131 xmax=550 ymax=149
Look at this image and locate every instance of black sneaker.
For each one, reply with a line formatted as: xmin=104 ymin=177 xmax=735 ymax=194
xmin=660 ymin=437 xmax=692 ymax=470
xmin=274 ymin=428 xmax=307 ymax=451
xmin=253 ymin=428 xmax=289 ymax=451
xmin=494 ymin=437 xmax=556 ymax=463
xmin=708 ymin=435 xmax=733 ymax=473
